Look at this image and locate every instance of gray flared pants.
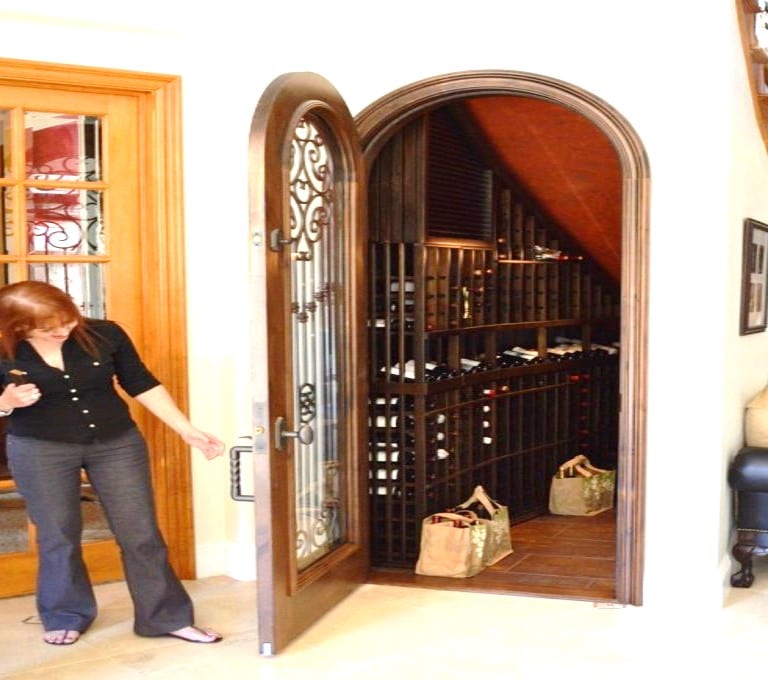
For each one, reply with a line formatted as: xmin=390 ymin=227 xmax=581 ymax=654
xmin=7 ymin=427 xmax=194 ymax=635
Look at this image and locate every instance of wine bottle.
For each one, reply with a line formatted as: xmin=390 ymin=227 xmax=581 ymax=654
xmin=380 ymin=360 xmax=417 ymax=381
xmin=554 ymin=335 xmax=579 ymax=345
xmin=461 ymin=285 xmax=472 ymax=320
xmin=380 ymin=360 xmax=461 ymax=383
xmin=371 ymin=396 xmax=399 ymax=407
xmin=496 ymin=352 xmax=527 ymax=368
xmin=460 ymin=357 xmax=494 ymax=373
xmin=532 ymin=244 xmax=584 ymax=261
xmin=370 ymin=430 xmax=415 ymax=447
xmin=372 ymin=468 xmax=400 ymax=481
xmin=389 ymin=279 xmax=415 ymax=293
xmin=423 ymin=430 xmax=447 ymax=444
xmin=503 ymin=346 xmax=539 ymax=364
xmin=426 ymin=363 xmax=461 ymax=382
xmin=460 ymin=357 xmax=481 ymax=373
xmin=372 ymin=317 xmax=416 ymax=331
xmin=590 ymin=342 xmax=619 ymax=355
xmin=547 ymin=345 xmax=583 ymax=361
xmin=371 ymin=449 xmax=400 ymax=463
xmin=369 ymin=415 xmax=400 ymax=428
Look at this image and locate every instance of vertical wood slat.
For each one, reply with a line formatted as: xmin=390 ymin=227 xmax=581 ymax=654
xmin=389 ymin=131 xmax=404 ymax=243
xmin=368 ymin=117 xmax=427 ymax=244
xmin=535 ymin=222 xmax=547 ymax=321
xmin=403 ymin=120 xmax=426 ymax=244
xmin=510 ymin=203 xmax=525 ymax=320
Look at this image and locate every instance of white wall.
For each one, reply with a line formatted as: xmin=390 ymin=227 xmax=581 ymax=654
xmin=724 ymin=4 xmax=768 ymax=582
xmin=3 ymin=0 xmax=768 ymax=610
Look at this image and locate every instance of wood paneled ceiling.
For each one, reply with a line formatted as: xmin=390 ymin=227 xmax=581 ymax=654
xmin=462 ymin=96 xmax=622 ymax=282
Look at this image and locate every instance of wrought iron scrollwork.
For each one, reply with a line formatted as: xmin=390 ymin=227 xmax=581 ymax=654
xmin=28 ymin=188 xmax=103 ymax=255
xmin=287 ymin=113 xmax=345 ymax=571
xmin=288 ymin=117 xmax=334 ymax=262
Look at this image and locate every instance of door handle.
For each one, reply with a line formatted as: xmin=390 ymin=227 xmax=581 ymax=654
xmin=229 ymin=443 xmax=254 ymax=502
xmin=274 ymin=416 xmax=314 ymax=450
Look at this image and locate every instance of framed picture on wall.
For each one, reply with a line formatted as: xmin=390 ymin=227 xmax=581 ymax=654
xmin=741 ymin=218 xmax=768 ymax=335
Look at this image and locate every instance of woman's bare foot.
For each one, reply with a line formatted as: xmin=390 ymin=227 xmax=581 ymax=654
xmin=166 ymin=625 xmax=222 ymax=643
xmin=43 ymin=629 xmax=80 ymax=645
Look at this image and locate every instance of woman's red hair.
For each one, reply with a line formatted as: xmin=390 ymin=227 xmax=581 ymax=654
xmin=0 ymin=281 xmax=96 ymax=359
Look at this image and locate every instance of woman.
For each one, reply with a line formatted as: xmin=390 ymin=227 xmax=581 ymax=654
xmin=0 ymin=281 xmax=224 ymax=646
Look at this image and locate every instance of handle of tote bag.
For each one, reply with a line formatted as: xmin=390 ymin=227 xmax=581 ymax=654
xmin=557 ymin=454 xmax=588 ymax=478
xmin=582 ymin=460 xmax=609 ymax=474
xmin=455 ymin=485 xmax=500 ymax=516
xmin=429 ymin=512 xmax=479 ymax=526
xmin=557 ymin=455 xmax=609 ymax=479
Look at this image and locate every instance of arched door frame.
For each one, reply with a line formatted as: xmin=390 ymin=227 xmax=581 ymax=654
xmin=355 ymin=70 xmax=649 ymax=605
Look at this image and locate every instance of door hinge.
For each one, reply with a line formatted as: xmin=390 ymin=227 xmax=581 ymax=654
xmin=269 ymin=228 xmax=292 ymax=251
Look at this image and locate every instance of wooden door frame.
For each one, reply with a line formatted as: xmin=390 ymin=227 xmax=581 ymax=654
xmin=355 ymin=70 xmax=649 ymax=605
xmin=0 ymin=57 xmax=195 ymax=578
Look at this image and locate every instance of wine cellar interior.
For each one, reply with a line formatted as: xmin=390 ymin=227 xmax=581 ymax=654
xmin=366 ymin=101 xmax=621 ymax=594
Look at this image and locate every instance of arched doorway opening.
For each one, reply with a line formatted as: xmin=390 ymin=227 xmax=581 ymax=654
xmin=355 ymin=70 xmax=649 ymax=604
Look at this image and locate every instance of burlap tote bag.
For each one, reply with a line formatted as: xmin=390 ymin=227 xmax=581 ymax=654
xmin=415 ymin=511 xmax=491 ymax=578
xmin=549 ymin=455 xmax=615 ymax=516
xmin=452 ymin=485 xmax=513 ymax=565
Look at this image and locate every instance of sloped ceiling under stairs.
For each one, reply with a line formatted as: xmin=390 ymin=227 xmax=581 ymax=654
xmin=462 ymin=96 xmax=623 ymax=283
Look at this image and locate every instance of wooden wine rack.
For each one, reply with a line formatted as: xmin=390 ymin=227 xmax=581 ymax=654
xmin=367 ymin=104 xmax=620 ymax=569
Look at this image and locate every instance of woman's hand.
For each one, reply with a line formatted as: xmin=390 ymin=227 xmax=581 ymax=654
xmin=134 ymin=385 xmax=225 ymax=460
xmin=180 ymin=428 xmax=226 ymax=460
xmin=0 ymin=382 xmax=41 ymax=410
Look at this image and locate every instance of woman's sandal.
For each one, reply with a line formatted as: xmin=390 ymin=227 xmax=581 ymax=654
xmin=165 ymin=625 xmax=222 ymax=644
xmin=43 ymin=630 xmax=80 ymax=645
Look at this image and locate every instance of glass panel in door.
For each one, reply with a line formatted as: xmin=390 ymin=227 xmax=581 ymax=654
xmin=0 ymin=110 xmax=112 ymax=558
xmin=290 ymin=116 xmax=346 ymax=572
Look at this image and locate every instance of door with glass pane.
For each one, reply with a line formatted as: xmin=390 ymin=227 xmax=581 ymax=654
xmin=249 ymin=73 xmax=369 ymax=655
xmin=0 ymin=84 xmax=144 ymax=596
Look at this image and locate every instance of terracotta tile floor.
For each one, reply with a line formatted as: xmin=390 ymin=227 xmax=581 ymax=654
xmin=369 ymin=511 xmax=616 ymax=601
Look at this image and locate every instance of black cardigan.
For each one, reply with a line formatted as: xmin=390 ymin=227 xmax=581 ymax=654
xmin=0 ymin=319 xmax=160 ymax=443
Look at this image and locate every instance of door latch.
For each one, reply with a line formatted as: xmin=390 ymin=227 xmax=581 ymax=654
xmin=273 ymin=416 xmax=314 ymax=450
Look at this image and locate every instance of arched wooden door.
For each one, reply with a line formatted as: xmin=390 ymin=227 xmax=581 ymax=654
xmin=248 ymin=72 xmax=369 ymax=655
